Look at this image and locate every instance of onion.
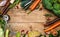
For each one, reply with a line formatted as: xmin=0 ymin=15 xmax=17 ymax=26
xmin=0 ymin=0 xmax=7 ymax=6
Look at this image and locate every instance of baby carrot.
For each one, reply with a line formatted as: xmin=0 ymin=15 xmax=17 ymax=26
xmin=29 ymin=0 xmax=41 ymax=11
xmin=44 ymin=20 xmax=60 ymax=32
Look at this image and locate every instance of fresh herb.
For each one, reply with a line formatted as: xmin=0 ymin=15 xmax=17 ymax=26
xmin=42 ymin=0 xmax=60 ymax=17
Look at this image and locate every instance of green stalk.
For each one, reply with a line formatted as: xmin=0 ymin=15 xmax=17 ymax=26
xmin=9 ymin=0 xmax=20 ymax=9
xmin=5 ymin=29 xmax=9 ymax=37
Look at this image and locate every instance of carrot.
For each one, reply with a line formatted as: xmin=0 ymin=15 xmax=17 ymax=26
xmin=29 ymin=0 xmax=41 ymax=11
xmin=44 ymin=20 xmax=60 ymax=32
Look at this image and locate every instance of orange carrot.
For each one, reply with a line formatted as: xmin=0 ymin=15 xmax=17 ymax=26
xmin=29 ymin=0 xmax=41 ymax=11
xmin=44 ymin=21 xmax=60 ymax=32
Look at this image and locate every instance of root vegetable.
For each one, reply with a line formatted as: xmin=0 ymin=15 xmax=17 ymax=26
xmin=44 ymin=20 xmax=60 ymax=32
xmin=29 ymin=0 xmax=41 ymax=11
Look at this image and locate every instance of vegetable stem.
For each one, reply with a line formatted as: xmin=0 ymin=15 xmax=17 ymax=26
xmin=44 ymin=20 xmax=60 ymax=32
xmin=5 ymin=29 xmax=9 ymax=37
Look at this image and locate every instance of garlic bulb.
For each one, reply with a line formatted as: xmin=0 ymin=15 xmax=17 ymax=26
xmin=0 ymin=0 xmax=7 ymax=6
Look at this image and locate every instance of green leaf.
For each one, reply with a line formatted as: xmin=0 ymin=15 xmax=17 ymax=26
xmin=53 ymin=3 xmax=60 ymax=10
xmin=42 ymin=0 xmax=53 ymax=10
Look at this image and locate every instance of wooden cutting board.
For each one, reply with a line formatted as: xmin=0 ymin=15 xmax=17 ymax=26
xmin=8 ymin=8 xmax=46 ymax=23
xmin=7 ymin=5 xmax=46 ymax=36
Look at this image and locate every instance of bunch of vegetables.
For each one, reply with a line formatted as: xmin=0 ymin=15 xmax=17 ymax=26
xmin=42 ymin=0 xmax=60 ymax=17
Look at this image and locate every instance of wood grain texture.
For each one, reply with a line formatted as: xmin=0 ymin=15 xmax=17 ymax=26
xmin=8 ymin=8 xmax=46 ymax=23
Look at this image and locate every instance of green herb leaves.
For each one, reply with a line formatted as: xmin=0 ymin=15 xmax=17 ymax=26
xmin=42 ymin=0 xmax=60 ymax=17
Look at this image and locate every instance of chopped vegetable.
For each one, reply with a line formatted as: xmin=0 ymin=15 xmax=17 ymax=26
xmin=44 ymin=20 xmax=60 ymax=32
xmin=16 ymin=32 xmax=21 ymax=37
xmin=29 ymin=0 xmax=41 ymax=11
xmin=28 ymin=31 xmax=40 ymax=37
